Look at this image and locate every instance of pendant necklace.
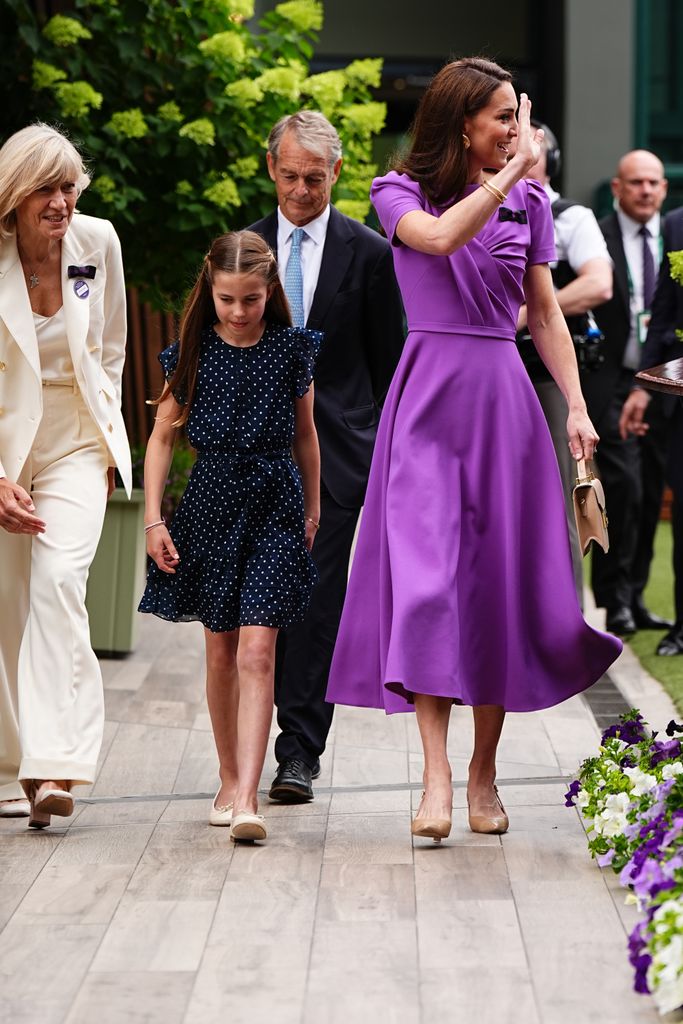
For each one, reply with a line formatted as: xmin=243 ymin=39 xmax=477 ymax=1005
xmin=17 ymin=240 xmax=51 ymax=289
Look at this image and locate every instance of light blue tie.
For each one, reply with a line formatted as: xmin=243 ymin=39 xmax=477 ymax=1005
xmin=284 ymin=227 xmax=305 ymax=327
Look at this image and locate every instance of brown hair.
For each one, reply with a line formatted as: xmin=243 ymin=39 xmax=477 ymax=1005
xmin=155 ymin=230 xmax=291 ymax=425
xmin=394 ymin=56 xmax=513 ymax=205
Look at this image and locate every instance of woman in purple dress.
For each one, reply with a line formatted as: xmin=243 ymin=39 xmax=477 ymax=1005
xmin=326 ymin=57 xmax=622 ymax=842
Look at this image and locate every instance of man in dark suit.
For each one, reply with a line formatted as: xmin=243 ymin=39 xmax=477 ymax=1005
xmin=588 ymin=150 xmax=672 ymax=636
xmin=620 ymin=205 xmax=683 ymax=653
xmin=247 ymin=111 xmax=404 ymax=801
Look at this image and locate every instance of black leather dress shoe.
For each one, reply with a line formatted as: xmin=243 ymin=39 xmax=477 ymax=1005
xmin=606 ymin=606 xmax=637 ymax=636
xmin=311 ymin=759 xmax=321 ymax=780
xmin=269 ymin=759 xmax=314 ymax=803
xmin=657 ymin=625 xmax=683 ymax=657
xmin=631 ymin=600 xmax=674 ymax=631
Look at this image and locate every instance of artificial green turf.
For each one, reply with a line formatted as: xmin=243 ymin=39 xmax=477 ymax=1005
xmin=625 ymin=523 xmax=683 ymax=714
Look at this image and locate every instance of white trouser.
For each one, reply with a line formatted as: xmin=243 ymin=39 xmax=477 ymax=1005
xmin=0 ymin=380 xmax=109 ymax=797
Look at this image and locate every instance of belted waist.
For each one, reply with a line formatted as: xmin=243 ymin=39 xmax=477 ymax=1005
xmin=407 ymin=322 xmax=516 ymax=342
xmin=41 ymin=377 xmax=78 ymax=389
xmin=196 ymin=447 xmax=291 ymax=462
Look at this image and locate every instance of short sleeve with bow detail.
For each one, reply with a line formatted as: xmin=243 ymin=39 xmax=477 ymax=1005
xmin=291 ymin=327 xmax=323 ymax=398
xmin=158 ymin=340 xmax=186 ymax=405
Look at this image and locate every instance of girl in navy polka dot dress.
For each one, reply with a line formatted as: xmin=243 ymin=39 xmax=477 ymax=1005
xmin=139 ymin=230 xmax=322 ymax=842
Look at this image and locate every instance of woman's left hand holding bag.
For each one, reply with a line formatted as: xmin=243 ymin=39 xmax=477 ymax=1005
xmin=0 ymin=477 xmax=46 ymax=534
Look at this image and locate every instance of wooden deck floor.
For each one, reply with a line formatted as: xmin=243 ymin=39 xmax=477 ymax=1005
xmin=0 ymin=614 xmax=663 ymax=1024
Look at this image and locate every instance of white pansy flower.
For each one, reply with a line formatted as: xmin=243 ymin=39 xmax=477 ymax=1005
xmin=662 ymin=762 xmax=683 ymax=780
xmin=594 ymin=791 xmax=631 ymax=837
xmin=577 ymin=789 xmax=590 ymax=809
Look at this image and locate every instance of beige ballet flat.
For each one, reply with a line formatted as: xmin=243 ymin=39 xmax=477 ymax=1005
xmin=209 ymin=791 xmax=233 ymax=827
xmin=0 ymin=799 xmax=30 ymax=818
xmin=468 ymin=785 xmax=509 ymax=835
xmin=230 ymin=810 xmax=267 ymax=842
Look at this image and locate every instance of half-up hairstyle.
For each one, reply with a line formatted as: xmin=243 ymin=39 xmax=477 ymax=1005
xmin=154 ymin=230 xmax=291 ymax=426
xmin=394 ymin=57 xmax=512 ymax=206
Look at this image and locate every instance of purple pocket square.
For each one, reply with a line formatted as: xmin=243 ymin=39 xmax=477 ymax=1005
xmin=67 ymin=265 xmax=97 ymax=279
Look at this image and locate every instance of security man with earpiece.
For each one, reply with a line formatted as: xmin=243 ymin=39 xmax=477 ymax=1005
xmin=515 ymin=122 xmax=613 ymax=604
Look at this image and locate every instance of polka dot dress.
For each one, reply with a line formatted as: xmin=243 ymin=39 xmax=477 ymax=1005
xmin=138 ymin=322 xmax=322 ymax=633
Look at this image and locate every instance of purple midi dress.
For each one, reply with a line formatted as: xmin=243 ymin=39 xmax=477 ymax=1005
xmin=325 ymin=172 xmax=622 ymax=714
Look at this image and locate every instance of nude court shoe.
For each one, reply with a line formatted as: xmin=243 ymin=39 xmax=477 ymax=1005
xmin=411 ymin=792 xmax=452 ymax=844
xmin=467 ymin=785 xmax=509 ymax=835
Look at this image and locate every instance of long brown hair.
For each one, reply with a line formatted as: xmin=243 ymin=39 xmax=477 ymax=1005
xmin=394 ymin=56 xmax=512 ymax=205
xmin=154 ymin=230 xmax=291 ymax=425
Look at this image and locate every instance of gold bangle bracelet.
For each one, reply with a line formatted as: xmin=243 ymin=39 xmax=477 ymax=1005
xmin=481 ymin=180 xmax=507 ymax=204
xmin=305 ymin=516 xmax=320 ymax=530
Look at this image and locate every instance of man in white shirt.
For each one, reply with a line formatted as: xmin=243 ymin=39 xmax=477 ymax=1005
xmin=516 ymin=122 xmax=612 ymax=602
xmin=587 ymin=150 xmax=672 ymax=637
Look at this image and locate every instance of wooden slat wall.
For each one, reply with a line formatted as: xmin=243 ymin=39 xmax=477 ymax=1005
xmin=122 ymin=289 xmax=178 ymax=447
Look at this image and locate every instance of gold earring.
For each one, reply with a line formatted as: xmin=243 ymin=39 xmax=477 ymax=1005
xmin=462 ymin=134 xmax=471 ymax=150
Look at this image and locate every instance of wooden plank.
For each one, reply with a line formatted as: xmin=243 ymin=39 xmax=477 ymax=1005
xmin=65 ymin=972 xmax=194 ymax=1024
xmin=90 ymin=898 xmax=216 ymax=972
xmin=91 ymin=724 xmax=189 ymax=797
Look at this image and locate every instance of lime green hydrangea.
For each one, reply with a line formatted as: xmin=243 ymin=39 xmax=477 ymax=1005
xmin=344 ymin=58 xmax=383 ymax=89
xmin=232 ymin=155 xmax=259 ymax=179
xmin=669 ymin=250 xmax=683 ymax=287
xmin=302 ymin=70 xmax=346 ymax=113
xmin=54 ymin=81 xmax=103 ymax=118
xmin=42 ymin=15 xmax=92 ymax=47
xmin=274 ymin=0 xmax=323 ymax=32
xmin=157 ymin=101 xmax=183 ymax=123
xmin=254 ymin=67 xmax=303 ymax=102
xmin=179 ymin=118 xmax=216 ymax=146
xmin=176 ymin=180 xmax=194 ymax=196
xmin=225 ymin=78 xmax=263 ymax=106
xmin=108 ymin=108 xmax=148 ymax=139
xmin=341 ymin=101 xmax=387 ymax=138
xmin=92 ymin=175 xmax=117 ymax=203
xmin=203 ymin=175 xmax=241 ymax=208
xmin=199 ymin=31 xmax=247 ymax=63
xmin=32 ymin=60 xmax=67 ymax=91
xmin=203 ymin=0 xmax=254 ymax=18
xmin=335 ymin=198 xmax=370 ymax=222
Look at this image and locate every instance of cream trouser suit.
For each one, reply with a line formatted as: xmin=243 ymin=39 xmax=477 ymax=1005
xmin=0 ymin=214 xmax=131 ymax=800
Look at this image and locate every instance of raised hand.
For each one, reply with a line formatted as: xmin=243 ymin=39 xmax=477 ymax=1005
xmin=514 ymin=93 xmax=544 ymax=173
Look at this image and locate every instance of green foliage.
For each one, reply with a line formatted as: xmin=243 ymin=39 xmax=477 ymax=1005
xmin=1 ymin=0 xmax=386 ymax=310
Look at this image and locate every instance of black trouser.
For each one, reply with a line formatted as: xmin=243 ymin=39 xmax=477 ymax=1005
xmin=273 ymin=486 xmax=360 ymax=768
xmin=591 ymin=371 xmax=642 ymax=610
xmin=631 ymin=394 xmax=669 ymax=602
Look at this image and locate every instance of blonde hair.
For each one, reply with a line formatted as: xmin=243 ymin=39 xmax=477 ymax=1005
xmin=0 ymin=123 xmax=90 ymax=239
xmin=154 ymin=230 xmax=292 ymax=426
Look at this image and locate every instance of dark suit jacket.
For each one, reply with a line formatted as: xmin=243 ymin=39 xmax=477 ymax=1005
xmin=585 ymin=212 xmax=632 ymax=422
xmin=248 ymin=206 xmax=405 ymax=508
xmin=639 ymin=207 xmax=683 ymax=492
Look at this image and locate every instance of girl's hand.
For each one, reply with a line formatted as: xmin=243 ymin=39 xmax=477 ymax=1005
xmin=304 ymin=516 xmax=319 ymax=552
xmin=513 ymin=94 xmax=544 ymax=174
xmin=146 ymin=523 xmax=180 ymax=573
xmin=567 ymin=408 xmax=599 ymax=461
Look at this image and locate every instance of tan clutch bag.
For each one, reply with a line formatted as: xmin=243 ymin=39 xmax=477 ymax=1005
xmin=572 ymin=458 xmax=609 ymax=556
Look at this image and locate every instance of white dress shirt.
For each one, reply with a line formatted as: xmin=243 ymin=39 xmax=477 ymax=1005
xmin=276 ymin=205 xmax=330 ymax=325
xmin=544 ymin=185 xmax=611 ymax=272
xmin=616 ymin=205 xmax=661 ymax=369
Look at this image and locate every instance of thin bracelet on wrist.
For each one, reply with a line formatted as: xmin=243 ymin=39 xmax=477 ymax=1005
xmin=305 ymin=516 xmax=320 ymax=530
xmin=143 ymin=520 xmax=164 ymax=536
xmin=481 ymin=180 xmax=507 ymax=204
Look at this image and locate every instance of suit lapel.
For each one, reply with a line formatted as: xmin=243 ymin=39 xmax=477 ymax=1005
xmin=0 ymin=236 xmax=41 ymax=382
xmin=61 ymin=227 xmax=93 ymax=375
xmin=307 ymin=207 xmax=353 ymax=329
xmin=604 ymin=214 xmax=630 ymax=313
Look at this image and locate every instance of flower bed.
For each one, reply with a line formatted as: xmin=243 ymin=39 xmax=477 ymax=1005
xmin=566 ymin=710 xmax=683 ymax=1015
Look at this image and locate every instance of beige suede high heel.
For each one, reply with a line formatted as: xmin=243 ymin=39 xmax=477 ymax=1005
xmin=467 ymin=785 xmax=509 ymax=835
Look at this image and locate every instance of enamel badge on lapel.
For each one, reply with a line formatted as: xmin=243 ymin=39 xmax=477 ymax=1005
xmin=67 ymin=264 xmax=96 ymax=300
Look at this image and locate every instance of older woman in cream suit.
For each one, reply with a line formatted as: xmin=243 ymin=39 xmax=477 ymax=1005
xmin=0 ymin=124 xmax=131 ymax=827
